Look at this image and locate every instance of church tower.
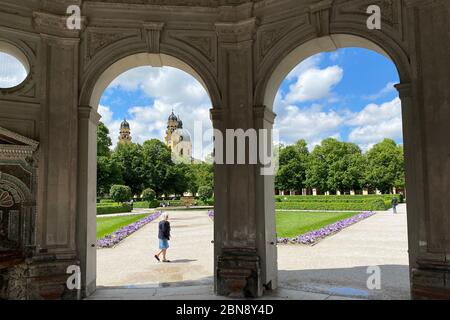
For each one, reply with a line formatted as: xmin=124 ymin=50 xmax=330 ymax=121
xmin=164 ymin=110 xmax=192 ymax=161
xmin=165 ymin=110 xmax=179 ymax=149
xmin=118 ymin=119 xmax=132 ymax=144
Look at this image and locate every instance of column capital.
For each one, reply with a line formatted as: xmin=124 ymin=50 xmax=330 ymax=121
xmin=253 ymin=105 xmax=276 ymax=125
xmin=395 ymin=82 xmax=413 ymax=98
xmin=78 ymin=106 xmax=101 ymax=124
xmin=210 ymin=108 xmax=224 ymax=123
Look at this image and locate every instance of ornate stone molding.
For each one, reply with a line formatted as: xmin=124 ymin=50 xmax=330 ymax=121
xmin=215 ymin=17 xmax=258 ymax=43
xmin=83 ymin=0 xmax=259 ymax=7
xmin=33 ymin=11 xmax=85 ymax=38
xmin=168 ymin=31 xmax=217 ymax=63
xmin=309 ymin=0 xmax=334 ymax=37
xmin=0 ymin=126 xmax=39 ymax=160
xmin=86 ymin=28 xmax=137 ymax=61
xmin=142 ymin=22 xmax=165 ymax=53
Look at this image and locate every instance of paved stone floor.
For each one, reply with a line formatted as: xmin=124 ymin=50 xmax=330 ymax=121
xmin=93 ymin=205 xmax=409 ymax=300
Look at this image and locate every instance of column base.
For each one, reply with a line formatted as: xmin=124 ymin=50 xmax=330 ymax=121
xmin=411 ymin=265 xmax=450 ymax=300
xmin=216 ymin=248 xmax=262 ymax=298
xmin=0 ymin=253 xmax=79 ymax=300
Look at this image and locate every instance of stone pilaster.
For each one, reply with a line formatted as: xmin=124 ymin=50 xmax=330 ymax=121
xmin=31 ymin=14 xmax=81 ymax=300
xmin=77 ymin=106 xmax=101 ymax=298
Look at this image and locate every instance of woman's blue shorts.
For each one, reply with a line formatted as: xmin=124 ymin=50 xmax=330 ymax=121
xmin=159 ymin=239 xmax=169 ymax=249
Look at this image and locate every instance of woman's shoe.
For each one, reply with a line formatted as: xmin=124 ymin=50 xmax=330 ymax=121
xmin=154 ymin=255 xmax=160 ymax=262
xmin=162 ymin=259 xmax=171 ymax=263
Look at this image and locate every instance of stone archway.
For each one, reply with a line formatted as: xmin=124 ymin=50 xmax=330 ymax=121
xmin=0 ymin=0 xmax=449 ymax=300
xmin=77 ymin=51 xmax=219 ymax=297
xmin=256 ymin=33 xmax=414 ymax=296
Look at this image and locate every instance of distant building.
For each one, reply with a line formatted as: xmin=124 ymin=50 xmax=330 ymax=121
xmin=164 ymin=110 xmax=193 ymax=161
xmin=118 ymin=119 xmax=132 ymax=144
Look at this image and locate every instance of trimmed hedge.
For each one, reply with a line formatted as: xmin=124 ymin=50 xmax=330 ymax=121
xmin=275 ymin=199 xmax=388 ymax=211
xmin=275 ymin=194 xmax=402 ymax=203
xmin=97 ymin=203 xmax=132 ymax=215
xmin=99 ymin=199 xmax=115 ymax=204
xmin=133 ymin=200 xmax=160 ymax=208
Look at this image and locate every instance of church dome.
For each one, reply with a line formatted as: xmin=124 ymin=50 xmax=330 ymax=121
xmin=120 ymin=119 xmax=130 ymax=129
xmin=177 ymin=117 xmax=183 ymax=128
xmin=168 ymin=111 xmax=178 ymax=121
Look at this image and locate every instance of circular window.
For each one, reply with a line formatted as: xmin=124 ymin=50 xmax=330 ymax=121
xmin=0 ymin=42 xmax=30 ymax=89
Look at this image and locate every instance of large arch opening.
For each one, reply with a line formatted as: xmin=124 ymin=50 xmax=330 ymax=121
xmin=80 ymin=53 xmax=216 ymax=296
xmin=263 ymin=35 xmax=412 ymax=299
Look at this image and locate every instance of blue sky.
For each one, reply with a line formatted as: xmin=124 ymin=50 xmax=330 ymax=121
xmin=97 ymin=47 xmax=402 ymax=159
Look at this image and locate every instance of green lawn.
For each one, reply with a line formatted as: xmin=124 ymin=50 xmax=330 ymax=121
xmin=96 ymin=214 xmax=148 ymax=239
xmin=276 ymin=211 xmax=358 ymax=238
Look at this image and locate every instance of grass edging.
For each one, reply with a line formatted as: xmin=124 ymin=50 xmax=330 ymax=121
xmin=96 ymin=211 xmax=162 ymax=249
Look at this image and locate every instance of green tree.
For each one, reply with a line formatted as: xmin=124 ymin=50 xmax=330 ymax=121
xmin=306 ymin=138 xmax=365 ymax=193
xmin=275 ymin=139 xmax=309 ymax=192
xmin=364 ymin=139 xmax=405 ymax=193
xmin=97 ymin=156 xmax=123 ymax=196
xmin=141 ymin=139 xmax=174 ymax=196
xmin=185 ymin=163 xmax=214 ymax=195
xmin=97 ymin=122 xmax=112 ymax=157
xmin=198 ymin=185 xmax=213 ymax=202
xmin=112 ymin=142 xmax=146 ymax=196
xmin=109 ymin=185 xmax=132 ymax=203
xmin=165 ymin=164 xmax=189 ymax=196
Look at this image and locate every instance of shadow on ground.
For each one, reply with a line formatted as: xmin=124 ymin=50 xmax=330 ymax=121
xmin=278 ymin=264 xmax=410 ymax=300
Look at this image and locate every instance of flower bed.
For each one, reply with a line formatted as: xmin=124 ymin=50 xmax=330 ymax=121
xmin=96 ymin=211 xmax=162 ymax=248
xmin=207 ymin=210 xmax=375 ymax=245
xmin=277 ymin=211 xmax=376 ymax=245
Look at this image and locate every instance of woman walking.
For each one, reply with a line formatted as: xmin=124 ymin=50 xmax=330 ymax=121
xmin=154 ymin=212 xmax=171 ymax=262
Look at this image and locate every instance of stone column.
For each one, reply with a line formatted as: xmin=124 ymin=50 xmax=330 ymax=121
xmin=77 ymin=106 xmax=101 ymax=297
xmin=213 ymin=18 xmax=277 ymax=298
xmin=402 ymin=0 xmax=450 ymax=299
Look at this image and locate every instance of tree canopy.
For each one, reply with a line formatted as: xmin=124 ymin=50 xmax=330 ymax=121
xmin=276 ymin=138 xmax=404 ymax=194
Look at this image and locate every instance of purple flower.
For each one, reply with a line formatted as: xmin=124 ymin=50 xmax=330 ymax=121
xmin=97 ymin=211 xmax=162 ymax=248
xmin=206 ymin=210 xmax=375 ymax=245
xmin=277 ymin=211 xmax=376 ymax=245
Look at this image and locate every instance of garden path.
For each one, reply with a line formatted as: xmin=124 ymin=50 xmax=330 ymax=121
xmin=96 ymin=204 xmax=409 ymax=299
xmin=97 ymin=209 xmax=214 ymax=287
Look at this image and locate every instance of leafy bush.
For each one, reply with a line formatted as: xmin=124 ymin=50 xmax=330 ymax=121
xmin=97 ymin=203 xmax=132 ymax=215
xmin=198 ymin=186 xmax=213 ymax=202
xmin=109 ymin=185 xmax=132 ymax=203
xmin=141 ymin=188 xmax=156 ymax=202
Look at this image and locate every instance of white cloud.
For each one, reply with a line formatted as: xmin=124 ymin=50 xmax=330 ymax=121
xmin=109 ymin=66 xmax=210 ymax=107
xmin=285 ymin=66 xmax=344 ymax=103
xmin=347 ymin=97 xmax=403 ymax=149
xmin=364 ymin=81 xmax=397 ymax=100
xmin=0 ymin=52 xmax=27 ymax=88
xmin=285 ymin=55 xmax=322 ymax=81
xmin=99 ymin=67 xmax=213 ymax=160
xmin=274 ymin=103 xmax=345 ymax=149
